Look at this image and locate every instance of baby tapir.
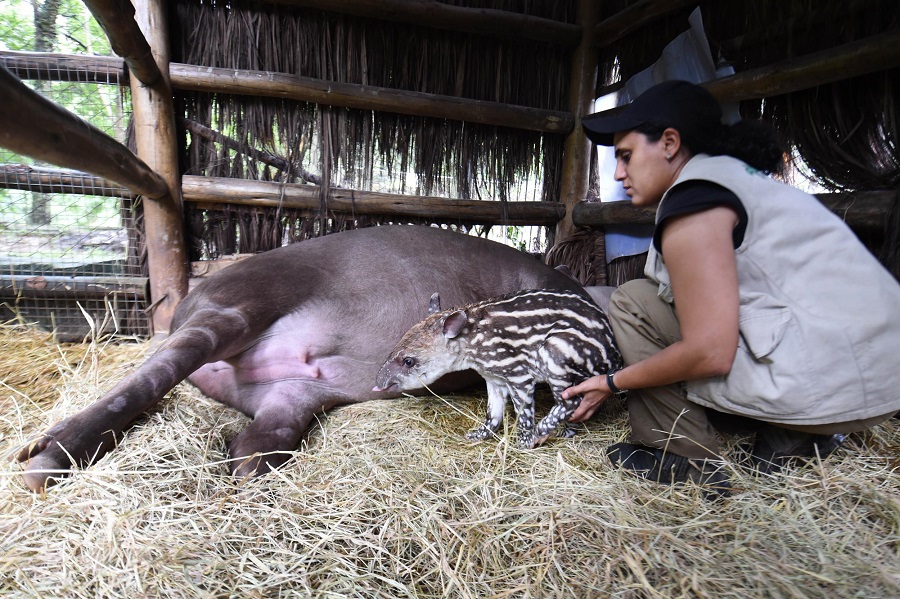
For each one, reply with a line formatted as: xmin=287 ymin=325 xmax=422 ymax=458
xmin=374 ymin=288 xmax=623 ymax=448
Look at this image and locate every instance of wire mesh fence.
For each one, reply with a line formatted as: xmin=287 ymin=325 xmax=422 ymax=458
xmin=0 ymin=1 xmax=149 ymax=340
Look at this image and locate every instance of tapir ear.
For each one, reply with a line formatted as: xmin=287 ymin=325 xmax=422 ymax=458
xmin=442 ymin=310 xmax=467 ymax=339
xmin=428 ymin=292 xmax=441 ymax=314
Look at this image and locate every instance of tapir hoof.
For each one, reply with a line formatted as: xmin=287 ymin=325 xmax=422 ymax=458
xmin=13 ymin=419 xmax=119 ymax=492
xmin=516 ymin=430 xmax=538 ymax=450
xmin=13 ymin=436 xmax=76 ymax=492
xmin=465 ymin=426 xmax=495 ymax=442
xmin=21 ymin=455 xmax=72 ymax=492
xmin=229 ymin=451 xmax=294 ymax=480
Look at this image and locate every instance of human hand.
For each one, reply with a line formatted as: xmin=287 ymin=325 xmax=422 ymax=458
xmin=562 ymin=375 xmax=613 ymax=422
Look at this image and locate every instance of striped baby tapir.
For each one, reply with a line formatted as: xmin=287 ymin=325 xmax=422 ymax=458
xmin=373 ymin=288 xmax=623 ymax=448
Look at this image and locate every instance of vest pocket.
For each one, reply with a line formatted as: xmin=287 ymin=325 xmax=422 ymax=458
xmin=693 ymin=303 xmax=818 ymax=417
xmin=739 ymin=307 xmax=791 ymax=359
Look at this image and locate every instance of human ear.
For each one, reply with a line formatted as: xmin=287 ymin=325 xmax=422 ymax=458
xmin=661 ymin=128 xmax=682 ymax=159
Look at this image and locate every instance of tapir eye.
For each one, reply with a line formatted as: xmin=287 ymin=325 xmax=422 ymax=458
xmin=403 ymin=357 xmax=416 ymax=368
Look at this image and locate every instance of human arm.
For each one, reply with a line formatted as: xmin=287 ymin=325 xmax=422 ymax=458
xmin=565 ymin=206 xmax=741 ymax=421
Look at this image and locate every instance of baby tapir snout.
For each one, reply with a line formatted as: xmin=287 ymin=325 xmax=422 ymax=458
xmin=373 ymin=295 xmax=469 ymax=393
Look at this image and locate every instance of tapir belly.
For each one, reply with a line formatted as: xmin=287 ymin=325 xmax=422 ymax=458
xmin=187 ymin=310 xmax=380 ymax=413
xmin=187 ymin=306 xmax=484 ymax=416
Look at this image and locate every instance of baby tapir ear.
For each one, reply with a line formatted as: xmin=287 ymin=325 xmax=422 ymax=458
xmin=428 ymin=292 xmax=441 ymax=314
xmin=442 ymin=310 xmax=467 ymax=339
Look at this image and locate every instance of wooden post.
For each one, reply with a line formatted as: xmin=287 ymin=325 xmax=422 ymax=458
xmin=129 ymin=0 xmax=188 ymax=337
xmin=556 ymin=0 xmax=599 ymax=242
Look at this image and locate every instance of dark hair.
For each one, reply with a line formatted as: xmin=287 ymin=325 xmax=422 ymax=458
xmin=635 ymin=119 xmax=786 ymax=175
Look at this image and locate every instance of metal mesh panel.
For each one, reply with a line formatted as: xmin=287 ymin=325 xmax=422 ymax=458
xmin=0 ymin=2 xmax=149 ymax=340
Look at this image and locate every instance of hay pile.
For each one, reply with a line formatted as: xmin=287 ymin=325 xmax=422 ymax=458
xmin=1 ymin=323 xmax=899 ymax=598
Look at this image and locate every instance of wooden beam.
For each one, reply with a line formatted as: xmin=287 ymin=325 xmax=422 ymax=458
xmin=704 ymin=29 xmax=900 ymax=102
xmin=169 ymin=63 xmax=573 ymax=134
xmin=130 ymin=0 xmax=189 ymax=336
xmin=2 ymin=52 xmax=572 ymax=134
xmin=571 ymin=201 xmax=656 ymax=227
xmin=0 ymin=164 xmax=564 ymax=225
xmin=264 ymin=0 xmax=582 ymax=48
xmin=593 ymin=0 xmax=697 ymax=47
xmin=571 ymin=191 xmax=898 ymax=230
xmin=0 ymin=64 xmax=168 ymax=199
xmin=585 ymin=31 xmax=900 ymax=132
xmin=0 ymin=164 xmax=133 ymax=197
xmin=715 ymin=1 xmax=877 ymax=59
xmin=0 ymin=50 xmax=125 ymax=84
xmin=0 ymin=274 xmax=147 ymax=299
xmin=182 ymin=176 xmax=565 ymax=226
xmin=81 ymin=0 xmax=161 ymax=85
xmin=2 ymin=51 xmax=573 ymax=133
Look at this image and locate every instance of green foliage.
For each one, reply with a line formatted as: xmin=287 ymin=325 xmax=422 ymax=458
xmin=0 ymin=1 xmax=33 ymax=51
xmin=0 ymin=0 xmax=127 ymax=230
xmin=0 ymin=0 xmax=112 ymax=54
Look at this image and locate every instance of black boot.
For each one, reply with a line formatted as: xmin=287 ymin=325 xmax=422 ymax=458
xmin=738 ymin=425 xmax=845 ymax=474
xmin=606 ymin=442 xmax=732 ymax=499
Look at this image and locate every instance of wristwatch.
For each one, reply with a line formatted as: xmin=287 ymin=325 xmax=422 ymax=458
xmin=606 ymin=370 xmax=628 ymax=396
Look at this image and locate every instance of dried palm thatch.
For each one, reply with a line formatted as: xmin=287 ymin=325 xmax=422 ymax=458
xmin=2 ymin=323 xmax=900 ymax=597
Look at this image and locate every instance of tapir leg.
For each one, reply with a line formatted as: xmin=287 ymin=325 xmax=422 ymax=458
xmin=534 ymin=388 xmax=582 ymax=446
xmin=226 ymin=393 xmax=321 ymax=479
xmin=509 ymin=385 xmax=537 ymax=449
xmin=14 ymin=306 xmax=260 ymax=492
xmin=465 ymin=382 xmax=509 ymax=442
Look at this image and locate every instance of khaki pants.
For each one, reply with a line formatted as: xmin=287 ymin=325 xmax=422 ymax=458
xmin=608 ymin=279 xmax=893 ymax=459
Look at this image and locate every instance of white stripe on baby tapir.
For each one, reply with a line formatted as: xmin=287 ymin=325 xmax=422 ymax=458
xmin=374 ymin=288 xmax=623 ymax=449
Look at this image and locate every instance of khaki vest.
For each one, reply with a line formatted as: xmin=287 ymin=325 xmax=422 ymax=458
xmin=645 ymin=155 xmax=900 ymax=424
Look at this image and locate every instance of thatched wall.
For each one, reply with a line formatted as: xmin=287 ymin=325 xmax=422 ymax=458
xmin=169 ymin=0 xmax=576 ymax=259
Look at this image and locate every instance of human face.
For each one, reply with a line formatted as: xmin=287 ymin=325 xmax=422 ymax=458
xmin=612 ymin=130 xmax=679 ymax=207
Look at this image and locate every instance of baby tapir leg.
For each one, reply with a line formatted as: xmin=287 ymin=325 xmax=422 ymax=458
xmin=534 ymin=391 xmax=583 ymax=446
xmin=508 ymin=385 xmax=538 ymax=449
xmin=466 ymin=382 xmax=509 ymax=442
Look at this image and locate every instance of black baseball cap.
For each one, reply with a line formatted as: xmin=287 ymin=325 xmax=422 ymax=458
xmin=582 ymin=80 xmax=723 ymax=146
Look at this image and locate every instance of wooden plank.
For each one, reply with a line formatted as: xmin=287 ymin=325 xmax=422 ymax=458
xmin=0 ymin=164 xmax=133 ymax=197
xmin=81 ymin=0 xmax=161 ymax=85
xmin=264 ymin=0 xmax=582 ymax=47
xmin=0 ymin=274 xmax=147 ymax=298
xmin=3 ymin=51 xmax=572 ymax=133
xmin=593 ymin=0 xmax=697 ymax=47
xmin=169 ymin=63 xmax=573 ymax=134
xmin=0 ymin=50 xmax=125 ymax=84
xmin=705 ymin=29 xmax=900 ymax=102
xmin=571 ymin=201 xmax=657 ymax=227
xmin=585 ymin=31 xmax=900 ymax=132
xmin=571 ymin=191 xmax=898 ymax=229
xmin=0 ymin=64 xmax=168 ymax=199
xmin=181 ymin=175 xmax=565 ymax=225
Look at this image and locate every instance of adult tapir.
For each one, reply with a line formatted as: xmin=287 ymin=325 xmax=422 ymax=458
xmin=15 ymin=225 xmax=596 ymax=492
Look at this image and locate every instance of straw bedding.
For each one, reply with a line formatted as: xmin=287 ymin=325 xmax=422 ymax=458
xmin=1 ymin=323 xmax=899 ymax=598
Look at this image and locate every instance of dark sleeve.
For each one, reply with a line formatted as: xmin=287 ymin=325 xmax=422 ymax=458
xmin=652 ymin=180 xmax=748 ymax=253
